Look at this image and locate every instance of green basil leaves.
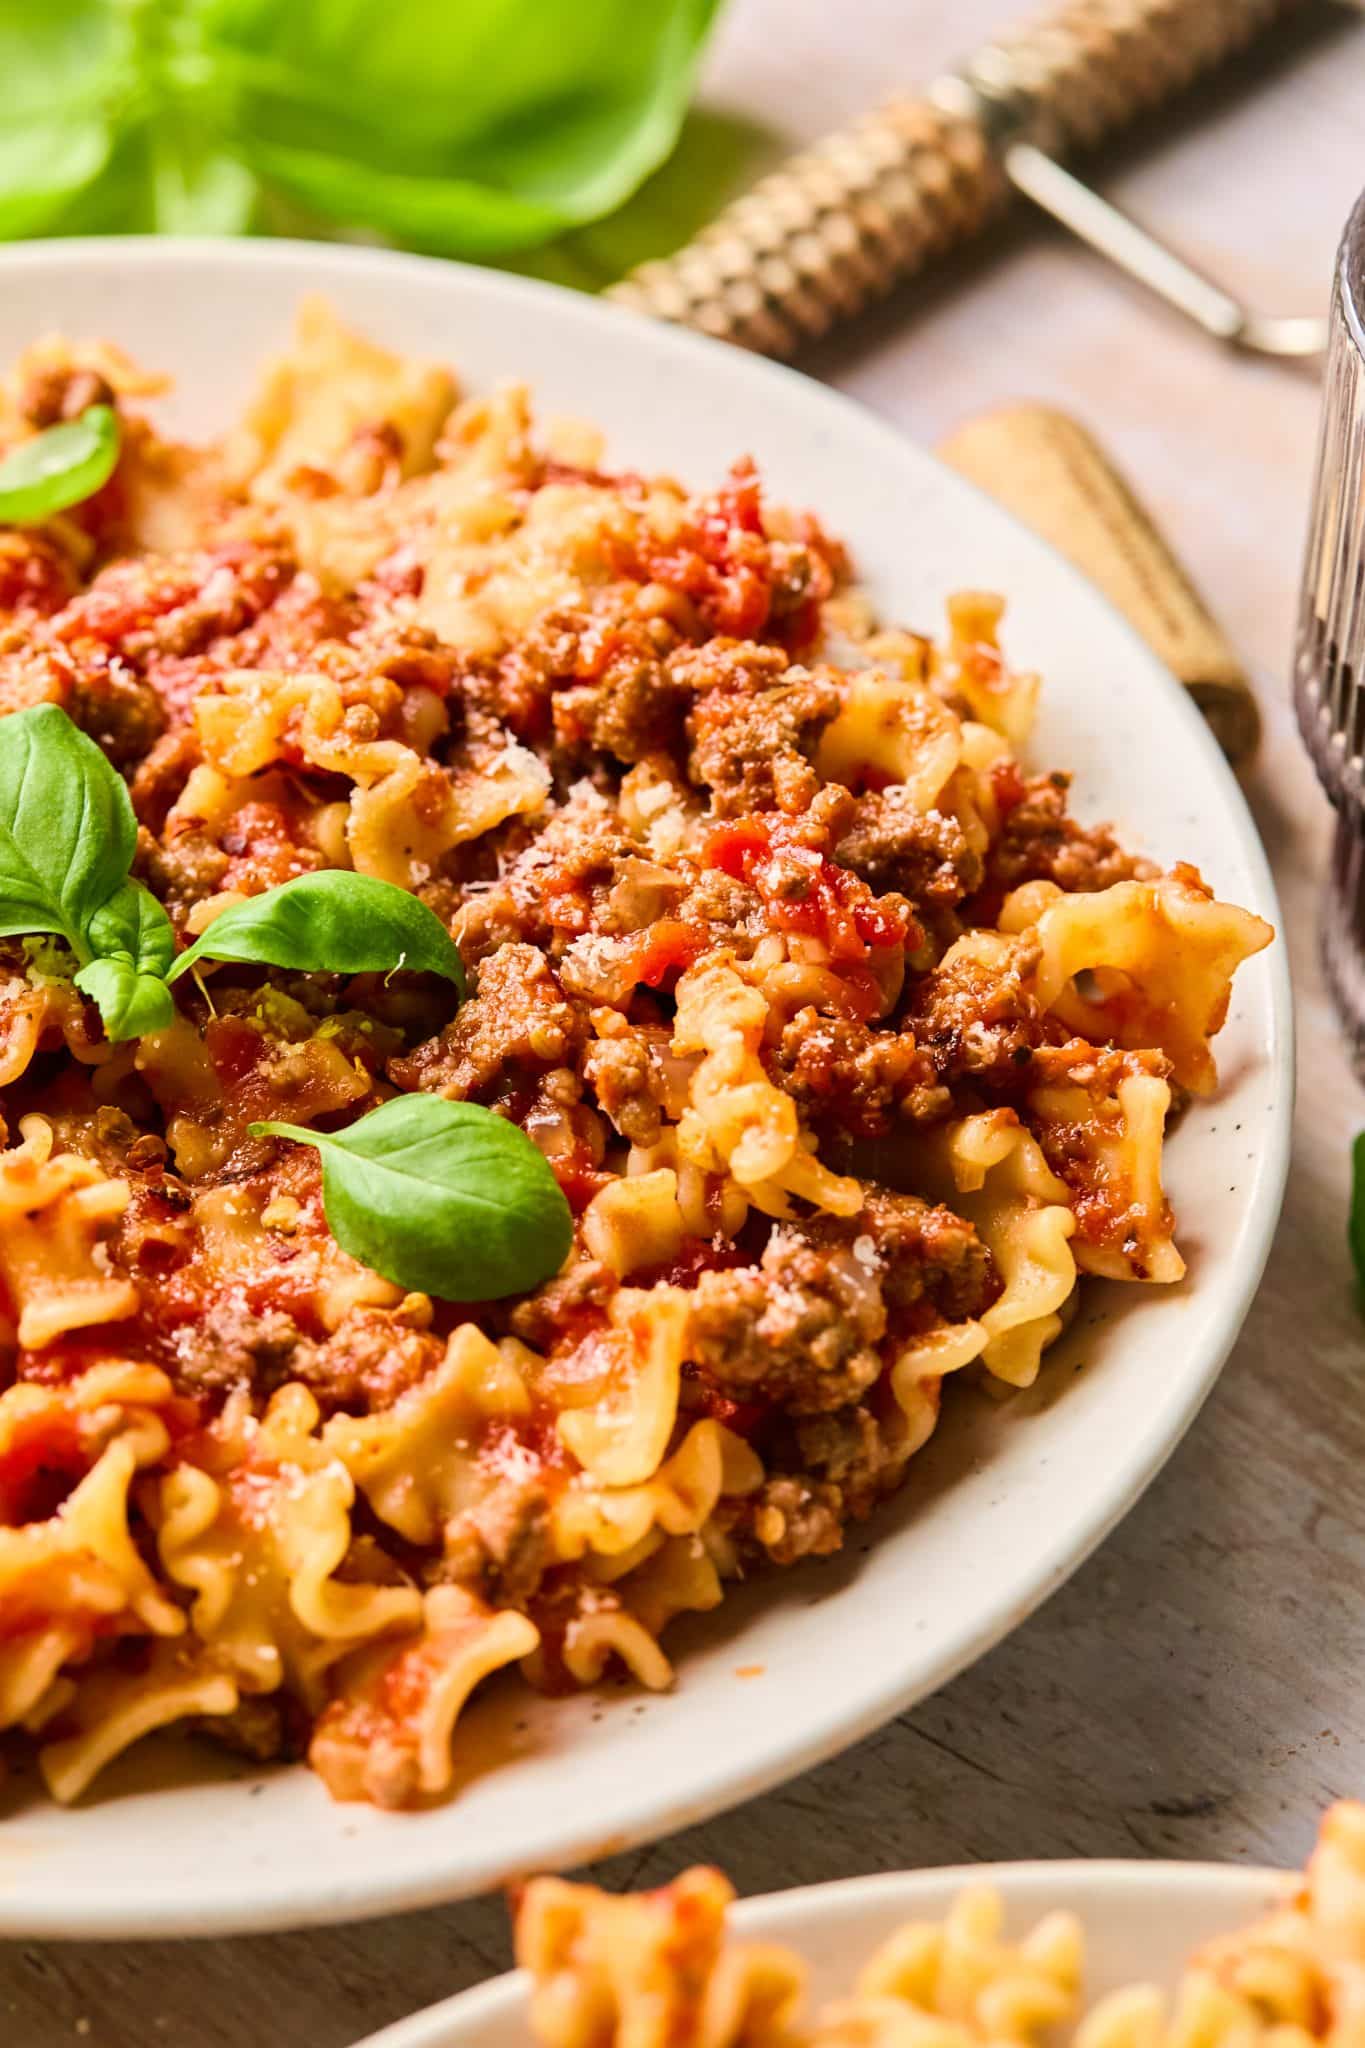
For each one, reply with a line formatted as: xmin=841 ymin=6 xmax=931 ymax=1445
xmin=168 ymin=870 xmax=465 ymax=995
xmin=0 ymin=702 xmax=141 ymax=948
xmin=75 ymin=881 xmax=177 ymax=1038
xmin=0 ymin=405 xmax=120 ymax=524
xmin=0 ymin=701 xmax=558 ymax=1302
xmin=250 ymin=1097 xmax=573 ymax=1301
xmin=0 ymin=704 xmax=175 ymax=1036
xmin=0 ymin=705 xmax=464 ymax=1040
xmin=1 ymin=1 xmax=720 ymax=256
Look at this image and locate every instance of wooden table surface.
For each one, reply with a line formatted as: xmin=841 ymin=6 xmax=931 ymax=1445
xmin=7 ymin=4 xmax=1365 ymax=2042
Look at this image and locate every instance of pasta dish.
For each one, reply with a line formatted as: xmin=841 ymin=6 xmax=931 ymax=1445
xmin=0 ymin=302 xmax=1270 ymax=1809
xmin=515 ymin=1801 xmax=1365 ymax=2048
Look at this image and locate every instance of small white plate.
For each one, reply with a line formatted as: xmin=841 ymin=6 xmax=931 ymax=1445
xmin=0 ymin=240 xmax=1290 ymax=1937
xmin=355 ymin=1860 xmax=1292 ymax=2048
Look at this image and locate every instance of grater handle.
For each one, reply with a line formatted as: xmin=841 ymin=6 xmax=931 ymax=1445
xmin=608 ymin=0 xmax=1309 ymax=359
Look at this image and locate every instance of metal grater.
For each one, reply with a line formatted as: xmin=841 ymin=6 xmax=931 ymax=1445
xmin=609 ymin=0 xmax=1326 ymax=362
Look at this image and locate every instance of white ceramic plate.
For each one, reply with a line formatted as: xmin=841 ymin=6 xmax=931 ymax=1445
xmin=356 ymin=1860 xmax=1292 ymax=2048
xmin=0 ymin=241 xmax=1290 ymax=1937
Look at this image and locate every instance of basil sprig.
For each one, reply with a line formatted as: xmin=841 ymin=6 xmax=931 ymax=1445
xmin=0 ymin=704 xmax=176 ymax=1036
xmin=0 ymin=406 xmax=121 ymax=525
xmin=167 ymin=869 xmax=464 ymax=993
xmin=250 ymin=1097 xmax=573 ymax=1301
xmin=0 ymin=705 xmax=464 ymax=1040
xmin=77 ymin=883 xmax=178 ymax=1040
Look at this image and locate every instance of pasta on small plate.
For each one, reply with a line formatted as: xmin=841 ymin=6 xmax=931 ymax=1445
xmin=359 ymin=1803 xmax=1365 ymax=2048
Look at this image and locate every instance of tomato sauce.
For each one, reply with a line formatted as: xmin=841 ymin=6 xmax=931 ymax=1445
xmin=703 ymin=817 xmax=915 ymax=961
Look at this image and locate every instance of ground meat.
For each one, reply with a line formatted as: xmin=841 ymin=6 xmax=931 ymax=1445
xmin=835 ymin=789 xmax=983 ymax=905
xmin=279 ymin=1309 xmax=445 ymax=1413
xmin=20 ymin=364 xmax=115 ymax=427
xmin=53 ymin=543 xmax=294 ymax=688
xmin=767 ymin=1012 xmax=944 ymax=1137
xmin=688 ymin=1226 xmax=886 ymax=1414
xmin=906 ymin=930 xmax=1044 ymax=1087
xmin=129 ymin=726 xmax=203 ymax=831
xmin=732 ymin=1475 xmax=845 ymax=1565
xmin=506 ymin=1260 xmax=617 ymax=1351
xmin=672 ymin=866 xmax=765 ymax=943
xmin=552 ymin=641 xmax=690 ymax=771
xmin=581 ymin=1023 xmax=679 ymax=1144
xmin=195 ymin=1696 xmax=301 ymax=1765
xmin=440 ymin=1477 xmax=552 ymax=1606
xmin=668 ymin=623 xmax=789 ymax=700
xmin=987 ymin=772 xmax=1154 ymax=897
xmin=168 ymin=1304 xmax=304 ymax=1397
xmin=68 ymin=664 xmax=166 ymax=768
xmin=686 ymin=667 xmax=840 ymax=817
xmin=689 ymin=1188 xmax=995 ymax=1417
xmin=792 ymin=1404 xmax=906 ymax=1515
xmin=390 ymin=942 xmax=585 ymax=1100
xmin=457 ymin=796 xmax=639 ymax=960
xmin=478 ymin=607 xmax=577 ymax=727
xmin=806 ymin=1187 xmax=999 ymax=1323
xmin=469 ymin=602 xmax=689 ymax=774
xmin=137 ymin=824 xmax=231 ymax=914
xmin=0 ymin=532 xmax=78 ymax=620
xmin=445 ymin=866 xmax=545 ymax=965
xmin=216 ymin=800 xmax=323 ymax=897
xmin=728 ymin=1406 xmax=909 ymax=1566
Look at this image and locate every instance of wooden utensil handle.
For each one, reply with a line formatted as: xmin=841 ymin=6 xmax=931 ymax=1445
xmin=937 ymin=403 xmax=1260 ymax=763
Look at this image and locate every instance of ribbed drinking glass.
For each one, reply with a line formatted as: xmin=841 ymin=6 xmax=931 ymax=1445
xmin=1296 ymin=188 xmax=1365 ymax=1071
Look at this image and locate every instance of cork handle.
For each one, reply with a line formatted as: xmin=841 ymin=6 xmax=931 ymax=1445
xmin=937 ymin=404 xmax=1260 ymax=763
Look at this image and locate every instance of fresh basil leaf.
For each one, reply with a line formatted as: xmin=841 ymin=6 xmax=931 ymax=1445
xmin=0 ymin=1 xmax=123 ymax=237
xmin=0 ymin=706 xmax=177 ymax=1040
xmin=77 ymin=878 xmax=177 ymax=1038
xmin=0 ymin=0 xmax=719 ymax=258
xmin=146 ymin=131 xmax=260 ymax=236
xmin=85 ymin=877 xmax=176 ymax=980
xmin=0 ymin=2 xmax=255 ymax=239
xmin=1351 ymin=1131 xmax=1365 ymax=1304
xmin=250 ymin=1097 xmax=573 ymax=1301
xmin=0 ymin=124 xmax=116 ymax=242
xmin=206 ymin=0 xmax=722 ymax=255
xmin=239 ymin=144 xmax=568 ymax=256
xmin=0 ymin=406 xmax=121 ymax=526
xmin=167 ymin=870 xmax=465 ymax=992
xmin=0 ymin=704 xmax=138 ymax=956
xmin=0 ymin=0 xmax=128 ymax=121
xmin=74 ymin=955 xmax=175 ymax=1041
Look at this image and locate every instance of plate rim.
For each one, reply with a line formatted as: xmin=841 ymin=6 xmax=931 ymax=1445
xmin=354 ymin=1858 xmax=1295 ymax=2048
xmin=0 ymin=236 xmax=1294 ymax=1937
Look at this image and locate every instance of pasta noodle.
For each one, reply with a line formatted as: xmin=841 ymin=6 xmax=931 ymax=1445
xmin=518 ymin=1865 xmax=807 ymax=2048
xmin=0 ymin=303 xmax=1270 ymax=1807
xmin=514 ymin=1804 xmax=1365 ymax=2048
xmin=156 ymin=1382 xmax=422 ymax=1703
xmin=0 ymin=1117 xmax=139 ymax=1348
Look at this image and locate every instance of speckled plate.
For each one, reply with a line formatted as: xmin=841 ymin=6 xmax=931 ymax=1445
xmin=0 ymin=239 xmax=1291 ymax=1938
xmin=355 ymin=1860 xmax=1292 ymax=2048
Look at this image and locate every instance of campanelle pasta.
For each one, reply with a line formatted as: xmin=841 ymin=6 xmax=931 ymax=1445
xmin=0 ymin=304 xmax=1270 ymax=1808
xmin=515 ymin=1804 xmax=1365 ymax=2048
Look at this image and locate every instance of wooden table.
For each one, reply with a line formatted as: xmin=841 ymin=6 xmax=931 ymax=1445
xmin=8 ymin=4 xmax=1364 ymax=2041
